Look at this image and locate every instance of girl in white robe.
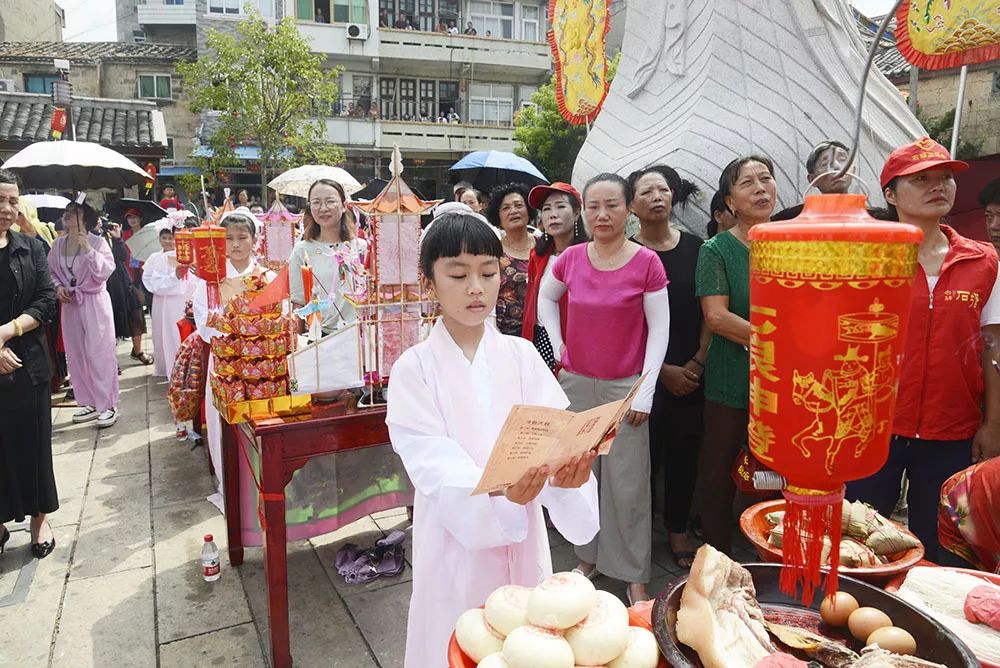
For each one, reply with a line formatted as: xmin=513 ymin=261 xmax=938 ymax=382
xmin=142 ymin=227 xmax=196 ymax=379
xmin=386 ymin=205 xmax=600 ymax=668
xmin=192 ymin=213 xmax=275 ymax=506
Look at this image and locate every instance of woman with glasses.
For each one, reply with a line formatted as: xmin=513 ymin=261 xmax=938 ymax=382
xmin=288 ymin=179 xmax=368 ymax=337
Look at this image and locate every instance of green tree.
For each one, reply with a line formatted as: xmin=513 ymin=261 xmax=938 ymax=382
xmin=178 ymin=10 xmax=344 ymax=204
xmin=513 ymin=53 xmax=620 ymax=183
xmin=915 ymin=106 xmax=983 ymax=160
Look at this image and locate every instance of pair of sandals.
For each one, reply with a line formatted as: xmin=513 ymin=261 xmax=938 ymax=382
xmin=334 ymin=530 xmax=406 ymax=584
xmin=131 ymin=351 xmax=153 ymax=365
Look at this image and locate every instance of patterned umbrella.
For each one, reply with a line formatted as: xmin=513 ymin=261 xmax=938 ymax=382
xmin=268 ymin=165 xmax=363 ymax=199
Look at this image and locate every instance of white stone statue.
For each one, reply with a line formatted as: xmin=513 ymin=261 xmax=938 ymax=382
xmin=574 ymin=0 xmax=925 ymax=233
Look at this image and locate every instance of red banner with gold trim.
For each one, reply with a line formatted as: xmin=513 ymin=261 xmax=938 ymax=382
xmin=895 ymin=0 xmax=1000 ymax=70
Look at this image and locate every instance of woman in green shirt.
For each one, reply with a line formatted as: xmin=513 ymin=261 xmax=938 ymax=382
xmin=695 ymin=155 xmax=777 ymax=554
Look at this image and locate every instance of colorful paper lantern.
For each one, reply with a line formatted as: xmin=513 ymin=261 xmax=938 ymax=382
xmin=50 ymin=107 xmax=67 ymax=139
xmin=174 ymin=228 xmax=194 ymax=267
xmin=192 ymin=224 xmax=227 ymax=310
xmin=747 ymin=194 xmax=922 ymax=605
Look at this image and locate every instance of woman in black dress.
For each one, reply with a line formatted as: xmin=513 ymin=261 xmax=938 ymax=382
xmin=627 ymin=165 xmax=708 ymax=569
xmin=105 ymin=219 xmax=153 ymax=365
xmin=0 ymin=168 xmax=58 ymax=559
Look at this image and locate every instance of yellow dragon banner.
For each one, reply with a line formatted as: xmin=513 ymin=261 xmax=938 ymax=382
xmin=548 ymin=0 xmax=611 ymax=125
xmin=895 ymin=0 xmax=1000 ymax=70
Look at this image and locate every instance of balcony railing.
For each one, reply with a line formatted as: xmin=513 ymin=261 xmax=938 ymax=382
xmin=136 ymin=1 xmax=197 ymax=25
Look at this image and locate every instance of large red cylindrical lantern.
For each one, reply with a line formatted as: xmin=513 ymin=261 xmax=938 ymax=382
xmin=192 ymin=224 xmax=227 ymax=309
xmin=748 ymin=194 xmax=922 ymax=605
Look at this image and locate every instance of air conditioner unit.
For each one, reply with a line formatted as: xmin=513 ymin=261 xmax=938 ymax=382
xmin=133 ymin=29 xmax=147 ymax=44
xmin=0 ymin=79 xmax=15 ymax=92
xmin=346 ymin=23 xmax=370 ymax=40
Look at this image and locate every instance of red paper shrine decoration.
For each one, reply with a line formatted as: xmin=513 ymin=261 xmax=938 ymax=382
xmin=747 ymin=194 xmax=922 ymax=605
xmin=174 ymin=228 xmax=194 ymax=279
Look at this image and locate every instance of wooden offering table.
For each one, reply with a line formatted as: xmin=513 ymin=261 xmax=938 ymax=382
xmin=220 ymin=404 xmax=411 ymax=668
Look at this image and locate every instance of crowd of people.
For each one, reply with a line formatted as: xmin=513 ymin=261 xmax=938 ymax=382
xmin=2 ymin=136 xmax=999 ymax=668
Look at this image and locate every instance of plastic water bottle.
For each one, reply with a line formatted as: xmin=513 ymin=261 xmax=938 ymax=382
xmin=202 ymin=534 xmax=221 ymax=582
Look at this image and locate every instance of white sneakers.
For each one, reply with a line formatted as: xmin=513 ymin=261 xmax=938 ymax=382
xmin=96 ymin=408 xmax=118 ymax=429
xmin=72 ymin=406 xmax=118 ymax=428
xmin=72 ymin=406 xmax=98 ymax=423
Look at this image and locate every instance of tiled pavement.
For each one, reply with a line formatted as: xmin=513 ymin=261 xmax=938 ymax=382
xmin=0 ymin=339 xmax=756 ymax=668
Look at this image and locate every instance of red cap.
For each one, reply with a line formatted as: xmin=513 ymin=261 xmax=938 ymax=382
xmin=125 ymin=207 xmax=143 ymax=218
xmin=204 ymin=534 xmax=213 ymax=542
xmin=879 ymin=136 xmax=969 ymax=188
xmin=528 ymin=182 xmax=581 ymax=210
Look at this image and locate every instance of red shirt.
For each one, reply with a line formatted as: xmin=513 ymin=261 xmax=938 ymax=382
xmin=159 ymin=197 xmax=183 ymax=210
xmin=521 ymin=249 xmax=567 ymax=342
xmin=893 ymin=225 xmax=999 ymax=441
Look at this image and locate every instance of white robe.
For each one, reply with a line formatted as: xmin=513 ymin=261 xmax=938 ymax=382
xmin=142 ymin=250 xmax=195 ymax=378
xmin=193 ymin=259 xmax=274 ymax=505
xmin=386 ymin=321 xmax=600 ymax=668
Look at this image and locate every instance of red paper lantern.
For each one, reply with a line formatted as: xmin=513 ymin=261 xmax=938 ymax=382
xmin=747 ymin=194 xmax=922 ymax=605
xmin=50 ymin=107 xmax=67 ymax=139
xmin=192 ymin=224 xmax=227 ymax=310
xmin=174 ymin=228 xmax=194 ymax=277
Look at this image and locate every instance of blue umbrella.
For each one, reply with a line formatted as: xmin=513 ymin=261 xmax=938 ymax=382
xmin=449 ymin=151 xmax=548 ymax=193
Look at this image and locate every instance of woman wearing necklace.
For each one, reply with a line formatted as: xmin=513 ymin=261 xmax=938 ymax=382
xmin=521 ymin=182 xmax=588 ymax=370
xmin=487 ymin=183 xmax=536 ymax=336
xmin=695 ymin=155 xmax=777 ymax=555
xmin=288 ymin=179 xmax=367 ymax=337
xmin=538 ymin=173 xmax=670 ymax=604
xmin=49 ymin=201 xmax=120 ymax=429
xmin=627 ymin=165 xmax=707 ymax=569
xmin=0 ymin=169 xmax=59 ymax=560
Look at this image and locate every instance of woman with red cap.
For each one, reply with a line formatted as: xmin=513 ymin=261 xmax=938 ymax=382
xmin=846 ymin=137 xmax=1000 ymax=562
xmin=521 ymin=182 xmax=588 ymax=369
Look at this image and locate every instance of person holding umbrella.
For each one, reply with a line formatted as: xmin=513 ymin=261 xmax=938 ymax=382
xmin=49 ymin=201 xmax=120 ymax=429
xmin=0 ymin=168 xmax=59 ymax=559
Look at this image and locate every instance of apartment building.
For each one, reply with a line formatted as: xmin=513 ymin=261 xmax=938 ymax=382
xmin=116 ymin=0 xmax=552 ymax=197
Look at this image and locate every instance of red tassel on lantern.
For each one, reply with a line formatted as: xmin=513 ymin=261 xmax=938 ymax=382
xmin=192 ymin=224 xmax=227 ymax=310
xmin=748 ymin=194 xmax=922 ymax=606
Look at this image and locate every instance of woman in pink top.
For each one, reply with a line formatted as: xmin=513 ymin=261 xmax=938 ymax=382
xmin=538 ymin=173 xmax=670 ymax=604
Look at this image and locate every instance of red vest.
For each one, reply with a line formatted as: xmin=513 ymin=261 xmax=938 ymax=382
xmin=893 ymin=225 xmax=999 ymax=440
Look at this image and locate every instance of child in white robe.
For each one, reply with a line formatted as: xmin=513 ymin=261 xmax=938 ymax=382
xmin=143 ymin=227 xmax=195 ymax=381
xmin=386 ymin=205 xmax=601 ymax=668
xmin=192 ymin=213 xmax=274 ymax=506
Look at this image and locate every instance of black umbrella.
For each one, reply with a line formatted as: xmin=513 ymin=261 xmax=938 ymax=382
xmin=108 ymin=198 xmax=167 ymax=225
xmin=449 ymin=150 xmax=548 ymax=193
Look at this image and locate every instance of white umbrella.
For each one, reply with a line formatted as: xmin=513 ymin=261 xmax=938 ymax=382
xmin=23 ymin=194 xmax=71 ymax=210
xmin=268 ymin=165 xmax=362 ymax=199
xmin=3 ymin=140 xmax=151 ymax=191
xmin=124 ymin=225 xmax=163 ymax=263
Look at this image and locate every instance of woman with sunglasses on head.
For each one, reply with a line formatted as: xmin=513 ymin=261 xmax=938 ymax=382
xmin=521 ymin=182 xmax=589 ymax=370
xmin=288 ymin=179 xmax=368 ymax=337
xmin=0 ymin=169 xmax=59 ymax=560
xmin=50 ymin=201 xmax=120 ymax=430
xmin=627 ymin=165 xmax=708 ymax=569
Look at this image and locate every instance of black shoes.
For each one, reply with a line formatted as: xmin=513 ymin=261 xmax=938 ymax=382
xmin=31 ymin=535 xmax=55 ymax=559
xmin=0 ymin=526 xmax=9 ymax=554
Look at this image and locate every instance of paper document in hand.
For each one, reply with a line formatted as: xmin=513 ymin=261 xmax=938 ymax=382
xmin=472 ymin=374 xmax=646 ymax=495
